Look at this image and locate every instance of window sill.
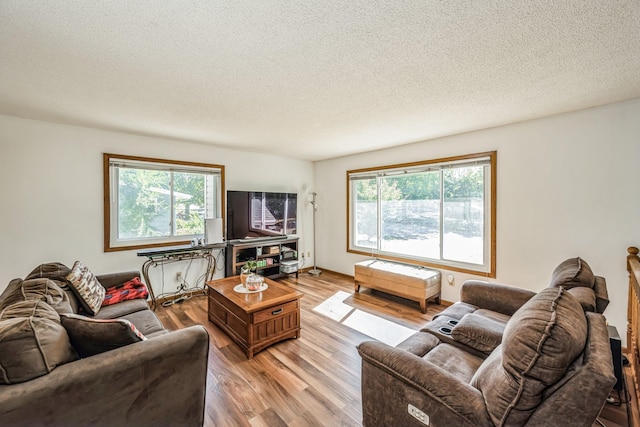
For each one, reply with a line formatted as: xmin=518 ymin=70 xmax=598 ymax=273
xmin=348 ymin=248 xmax=495 ymax=278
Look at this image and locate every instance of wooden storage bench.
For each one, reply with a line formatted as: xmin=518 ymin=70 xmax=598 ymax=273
xmin=354 ymin=260 xmax=441 ymax=313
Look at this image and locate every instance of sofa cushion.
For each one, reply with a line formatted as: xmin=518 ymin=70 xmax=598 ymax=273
xmin=550 ymin=257 xmax=596 ymax=289
xmin=96 ymin=271 xmax=141 ymax=289
xmin=60 ymin=313 xmax=147 ymax=358
xmin=92 ymin=298 xmax=150 ymax=320
xmin=25 ymin=261 xmax=72 ymax=283
xmin=0 ymin=278 xmax=24 ymax=306
xmin=566 ymin=286 xmax=597 ymax=312
xmin=26 ymin=262 xmax=81 ymax=313
xmin=118 ymin=309 xmax=165 ymax=336
xmin=0 ymin=278 xmax=73 ymax=314
xmin=471 ymin=287 xmax=587 ymax=426
xmin=0 ymin=299 xmax=60 ymax=321
xmin=423 ymin=343 xmax=484 ymax=383
xmin=451 ymin=312 xmax=505 ymax=355
xmin=0 ymin=300 xmax=78 ymax=384
xmin=66 ymin=261 xmax=105 ymax=316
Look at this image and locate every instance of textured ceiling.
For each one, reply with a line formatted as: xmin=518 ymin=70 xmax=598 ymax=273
xmin=1 ymin=1 xmax=639 ymax=161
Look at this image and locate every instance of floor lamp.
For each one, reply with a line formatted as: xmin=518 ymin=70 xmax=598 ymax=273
xmin=308 ymin=192 xmax=322 ymax=276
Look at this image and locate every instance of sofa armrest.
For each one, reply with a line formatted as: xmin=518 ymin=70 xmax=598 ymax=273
xmin=460 ymin=280 xmax=536 ymax=316
xmin=358 ymin=341 xmax=492 ymax=427
xmin=96 ymin=271 xmax=140 ymax=289
xmin=0 ymin=325 xmax=209 ymax=427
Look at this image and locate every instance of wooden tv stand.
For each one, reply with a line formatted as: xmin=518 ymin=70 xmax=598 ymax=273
xmin=226 ymin=237 xmax=299 ymax=279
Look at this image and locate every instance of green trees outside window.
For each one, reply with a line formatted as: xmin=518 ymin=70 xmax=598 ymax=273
xmin=104 ymin=153 xmax=224 ymax=252
xmin=117 ymin=169 xmax=206 ymax=239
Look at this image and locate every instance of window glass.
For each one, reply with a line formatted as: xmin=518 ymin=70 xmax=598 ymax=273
xmin=353 ymin=178 xmax=377 ymax=249
xmin=347 ymin=152 xmax=495 ymax=276
xmin=173 ymin=171 xmax=207 ymax=236
xmin=442 ymin=165 xmax=485 ymax=265
xmin=104 ymin=154 xmax=224 ymax=251
xmin=380 ymin=172 xmax=440 ymax=259
xmin=118 ymin=168 xmax=171 ymax=239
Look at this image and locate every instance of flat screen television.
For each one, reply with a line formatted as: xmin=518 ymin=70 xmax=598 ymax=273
xmin=226 ymin=191 xmax=297 ymax=241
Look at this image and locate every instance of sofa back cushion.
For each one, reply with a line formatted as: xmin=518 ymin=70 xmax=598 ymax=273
xmin=0 ymin=300 xmax=77 ymax=384
xmin=549 ymin=257 xmax=595 ymax=289
xmin=26 ymin=262 xmax=72 ymax=282
xmin=524 ymin=312 xmax=617 ymax=426
xmin=26 ymin=262 xmax=81 ymax=313
xmin=471 ymin=287 xmax=587 ymax=426
xmin=0 ymin=278 xmax=73 ymax=314
xmin=566 ymin=286 xmax=596 ymax=312
xmin=0 ymin=278 xmax=25 ymax=307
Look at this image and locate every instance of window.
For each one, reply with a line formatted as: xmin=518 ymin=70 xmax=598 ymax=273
xmin=348 ymin=152 xmax=496 ymax=277
xmin=104 ymin=153 xmax=224 ymax=252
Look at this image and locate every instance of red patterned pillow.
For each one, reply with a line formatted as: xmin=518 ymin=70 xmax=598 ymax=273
xmin=102 ymin=277 xmax=149 ymax=306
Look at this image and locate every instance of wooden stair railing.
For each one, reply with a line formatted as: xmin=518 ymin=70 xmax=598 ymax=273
xmin=627 ymin=246 xmax=640 ymax=405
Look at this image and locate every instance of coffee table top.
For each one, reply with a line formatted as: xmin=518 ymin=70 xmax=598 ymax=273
xmin=206 ymin=276 xmax=303 ymax=313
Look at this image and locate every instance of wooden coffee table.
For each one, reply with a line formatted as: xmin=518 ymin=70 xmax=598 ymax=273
xmin=206 ymin=276 xmax=303 ymax=358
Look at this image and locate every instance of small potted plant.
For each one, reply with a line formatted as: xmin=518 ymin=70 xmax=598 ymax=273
xmin=243 ymin=259 xmax=258 ymax=273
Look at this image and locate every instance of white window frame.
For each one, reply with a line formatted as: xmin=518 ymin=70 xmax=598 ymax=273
xmin=347 ymin=151 xmax=496 ymax=277
xmin=103 ymin=153 xmax=225 ymax=252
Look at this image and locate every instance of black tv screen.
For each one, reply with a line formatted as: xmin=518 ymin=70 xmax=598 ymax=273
xmin=226 ymin=191 xmax=297 ymax=241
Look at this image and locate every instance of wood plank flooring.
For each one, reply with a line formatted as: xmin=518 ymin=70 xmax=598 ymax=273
xmin=154 ymin=270 xmax=636 ymax=427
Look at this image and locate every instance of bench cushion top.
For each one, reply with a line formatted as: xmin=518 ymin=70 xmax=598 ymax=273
xmin=355 ymin=260 xmax=439 ymax=280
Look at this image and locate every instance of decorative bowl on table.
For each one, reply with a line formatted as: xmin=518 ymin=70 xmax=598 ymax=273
xmin=245 ymin=273 xmax=264 ymax=291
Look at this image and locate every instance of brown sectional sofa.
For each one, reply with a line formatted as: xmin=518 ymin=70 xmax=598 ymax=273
xmin=0 ymin=262 xmax=209 ymax=427
xmin=358 ymin=257 xmax=616 ymax=426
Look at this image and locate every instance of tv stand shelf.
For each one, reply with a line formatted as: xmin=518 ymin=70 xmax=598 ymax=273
xmin=226 ymin=237 xmax=299 ymax=279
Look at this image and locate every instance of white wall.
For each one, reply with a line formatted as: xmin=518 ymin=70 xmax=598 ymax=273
xmin=315 ymin=98 xmax=640 ymax=345
xmin=2 ymin=99 xmax=638 ymax=343
xmin=0 ymin=115 xmax=315 ymax=301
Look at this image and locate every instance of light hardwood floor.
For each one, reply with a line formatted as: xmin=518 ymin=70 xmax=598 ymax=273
xmin=155 ymin=270 xmax=635 ymax=427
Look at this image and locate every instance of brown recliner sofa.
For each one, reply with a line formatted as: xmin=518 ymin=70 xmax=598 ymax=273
xmin=423 ymin=257 xmax=609 ymax=357
xmin=358 ymin=286 xmax=616 ymax=427
xmin=0 ymin=262 xmax=209 ymax=427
